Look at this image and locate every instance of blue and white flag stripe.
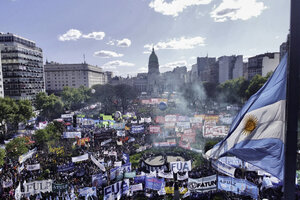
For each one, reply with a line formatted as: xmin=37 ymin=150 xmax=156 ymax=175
xmin=206 ymin=54 xmax=287 ymax=181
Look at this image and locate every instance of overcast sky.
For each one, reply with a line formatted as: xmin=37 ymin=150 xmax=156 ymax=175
xmin=0 ymin=0 xmax=290 ymax=76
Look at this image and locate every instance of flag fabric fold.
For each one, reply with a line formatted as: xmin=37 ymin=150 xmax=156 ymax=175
xmin=206 ymin=54 xmax=287 ymax=181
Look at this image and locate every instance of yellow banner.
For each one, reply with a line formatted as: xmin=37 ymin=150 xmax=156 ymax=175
xmin=165 ymin=187 xmax=188 ymax=194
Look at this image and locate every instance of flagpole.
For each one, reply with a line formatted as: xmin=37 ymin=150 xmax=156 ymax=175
xmin=284 ymin=0 xmax=300 ymax=199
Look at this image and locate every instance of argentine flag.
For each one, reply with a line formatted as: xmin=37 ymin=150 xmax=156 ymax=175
xmin=206 ymin=54 xmax=287 ymax=181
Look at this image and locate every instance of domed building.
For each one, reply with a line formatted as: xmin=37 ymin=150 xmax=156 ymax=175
xmin=148 ymin=48 xmax=160 ymax=75
xmin=147 ymin=48 xmax=161 ymax=95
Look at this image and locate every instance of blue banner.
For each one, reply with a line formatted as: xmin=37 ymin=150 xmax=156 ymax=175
xmin=218 ymin=176 xmax=258 ymax=199
xmin=57 ymin=163 xmax=75 ymax=172
xmin=131 ymin=125 xmax=144 ymax=134
xmin=123 ymin=153 xmax=130 ymax=164
xmin=134 ymin=175 xmax=146 ymax=184
xmin=92 ymin=173 xmax=107 ymax=188
xmin=145 ymin=177 xmax=165 ymax=191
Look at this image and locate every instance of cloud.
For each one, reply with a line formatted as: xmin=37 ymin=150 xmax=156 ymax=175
xmin=161 ymin=60 xmax=187 ymax=72
xmin=94 ymin=50 xmax=123 ymax=58
xmin=149 ymin=0 xmax=212 ymax=17
xmin=58 ymin=29 xmax=105 ymax=41
xmin=58 ymin=29 xmax=82 ymax=41
xmin=144 ymin=36 xmax=205 ymax=51
xmin=107 ymin=38 xmax=131 ymax=47
xmin=137 ymin=67 xmax=148 ymax=73
xmin=102 ymin=60 xmax=135 ymax=69
xmin=210 ymin=0 xmax=267 ymax=22
xmin=82 ymin=32 xmax=105 ymax=40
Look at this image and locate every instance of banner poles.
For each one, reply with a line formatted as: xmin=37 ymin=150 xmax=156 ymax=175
xmin=284 ymin=0 xmax=300 ymax=199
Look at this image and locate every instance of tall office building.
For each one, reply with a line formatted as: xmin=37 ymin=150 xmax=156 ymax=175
xmin=218 ymin=55 xmax=243 ymax=84
xmin=247 ymin=53 xmax=279 ymax=80
xmin=0 ymin=33 xmax=44 ymax=100
xmin=0 ymin=51 xmax=3 ymax=98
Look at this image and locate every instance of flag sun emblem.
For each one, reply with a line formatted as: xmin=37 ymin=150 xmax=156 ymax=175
xmin=242 ymin=115 xmax=258 ymax=135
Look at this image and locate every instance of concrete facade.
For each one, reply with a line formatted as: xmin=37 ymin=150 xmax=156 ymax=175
xmin=218 ymin=55 xmax=243 ymax=84
xmin=44 ymin=62 xmax=107 ymax=93
xmin=248 ymin=53 xmax=279 ymax=80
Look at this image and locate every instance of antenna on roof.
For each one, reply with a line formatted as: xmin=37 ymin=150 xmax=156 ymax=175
xmin=83 ymin=54 xmax=86 ymax=64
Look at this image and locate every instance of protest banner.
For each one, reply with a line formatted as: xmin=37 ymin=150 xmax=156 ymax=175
xmin=52 ymin=183 xmax=68 ymax=192
xmin=211 ymin=159 xmax=236 ymax=178
xmin=190 ymin=116 xmax=203 ymax=123
xmin=131 ymin=125 xmax=144 ymax=134
xmin=204 ymin=115 xmax=219 ymax=122
xmin=188 ymin=175 xmax=217 ymax=193
xmin=113 ymin=123 xmax=126 ymax=130
xmin=79 ymin=187 xmax=97 ymax=197
xmin=130 ymin=183 xmax=143 ymax=192
xmin=218 ymin=176 xmax=259 ymax=199
xmin=165 ymin=187 xmax=188 ymax=194
xmin=134 ymin=176 xmax=145 ymax=184
xmin=63 ymin=132 xmax=81 ymax=139
xmin=176 ymin=122 xmax=191 ymax=130
xmin=57 ymin=163 xmax=75 ymax=172
xmin=116 ymin=130 xmax=125 ymax=137
xmin=145 ymin=177 xmax=165 ymax=191
xmin=72 ymin=153 xmax=89 ymax=163
xmin=155 ymin=116 xmax=165 ymax=124
xmin=164 ymin=122 xmax=176 ymax=129
xmin=15 ymin=183 xmax=21 ymax=200
xmin=114 ymin=161 xmax=122 ymax=167
xmin=26 ymin=163 xmax=40 ymax=171
xmin=23 ymin=179 xmax=53 ymax=196
xmin=91 ymin=155 xmax=106 ymax=172
xmin=158 ymin=171 xmax=173 ymax=179
xmin=165 ymin=115 xmax=177 ymax=122
xmin=124 ymin=172 xmax=136 ymax=179
xmin=178 ymin=172 xmax=189 ymax=180
xmin=104 ymin=179 xmax=130 ymax=200
xmin=170 ymin=160 xmax=192 ymax=173
xmin=177 ymin=116 xmax=190 ymax=122
xmin=122 ymin=153 xmax=130 ymax=164
xmin=181 ymin=134 xmax=196 ymax=143
xmin=92 ymin=174 xmax=107 ymax=188
xmin=101 ymin=139 xmax=112 ymax=146
xmin=203 ymin=125 xmax=228 ymax=137
xmin=19 ymin=148 xmax=37 ymax=164
xmin=153 ymin=141 xmax=176 ymax=147
xmin=2 ymin=179 xmax=13 ymax=188
xmin=149 ymin=125 xmax=161 ymax=134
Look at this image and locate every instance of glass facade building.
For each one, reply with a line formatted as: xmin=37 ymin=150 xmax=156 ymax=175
xmin=0 ymin=33 xmax=45 ymax=100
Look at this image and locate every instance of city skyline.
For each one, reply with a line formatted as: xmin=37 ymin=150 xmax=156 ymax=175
xmin=0 ymin=0 xmax=290 ymax=76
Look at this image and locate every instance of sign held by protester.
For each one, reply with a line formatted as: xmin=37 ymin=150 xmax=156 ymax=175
xmin=170 ymin=160 xmax=192 ymax=173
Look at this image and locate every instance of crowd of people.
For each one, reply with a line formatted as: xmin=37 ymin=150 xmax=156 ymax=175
xmin=0 ymin=111 xmax=290 ymax=200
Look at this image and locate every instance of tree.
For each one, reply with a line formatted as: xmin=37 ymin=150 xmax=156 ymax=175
xmin=204 ymin=139 xmax=222 ymax=153
xmin=0 ymin=149 xmax=5 ymax=166
xmin=217 ymin=77 xmax=249 ymax=104
xmin=0 ymin=97 xmax=34 ymax=137
xmin=35 ymin=92 xmax=64 ymax=120
xmin=33 ymin=122 xmax=63 ymax=150
xmin=245 ymin=74 xmax=268 ymax=99
xmin=114 ymin=84 xmax=138 ymax=113
xmin=91 ymin=84 xmax=117 ymax=114
xmin=61 ymin=86 xmax=91 ymax=111
xmin=5 ymin=137 xmax=29 ymax=159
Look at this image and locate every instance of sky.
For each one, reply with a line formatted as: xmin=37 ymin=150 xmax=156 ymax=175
xmin=0 ymin=0 xmax=290 ymax=76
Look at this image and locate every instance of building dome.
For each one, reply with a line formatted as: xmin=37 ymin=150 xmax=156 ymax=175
xmin=148 ymin=48 xmax=159 ymax=75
